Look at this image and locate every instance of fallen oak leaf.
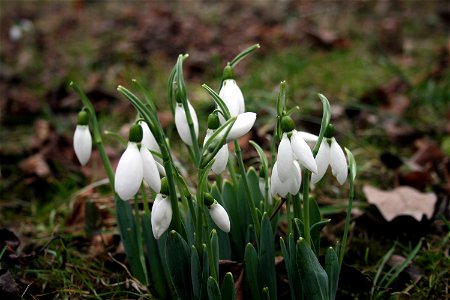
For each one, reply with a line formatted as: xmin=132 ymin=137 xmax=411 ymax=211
xmin=363 ymin=185 xmax=437 ymax=222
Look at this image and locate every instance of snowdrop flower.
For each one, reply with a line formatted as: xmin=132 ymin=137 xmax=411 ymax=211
xmin=218 ymin=64 xmax=245 ymax=119
xmin=311 ymin=125 xmax=348 ymax=185
xmin=115 ymin=124 xmax=161 ymax=200
xmin=73 ymin=110 xmax=92 ymax=166
xmin=204 ymin=193 xmax=230 ymax=233
xmin=270 ymin=161 xmax=302 ymax=197
xmin=276 ymin=116 xmax=318 ymax=182
xmin=151 ymin=183 xmax=172 ymax=239
xmin=174 ymin=100 xmax=199 ymax=146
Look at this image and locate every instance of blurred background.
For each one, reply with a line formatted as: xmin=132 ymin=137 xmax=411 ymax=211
xmin=0 ymin=1 xmax=449 ymax=299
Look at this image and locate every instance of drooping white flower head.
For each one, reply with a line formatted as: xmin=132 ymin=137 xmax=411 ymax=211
xmin=219 ymin=79 xmax=245 ymax=117
xmin=115 ymin=124 xmax=161 ymax=200
xmin=204 ymin=129 xmax=229 ymax=175
xmin=73 ymin=125 xmax=92 ymax=166
xmin=276 ymin=116 xmax=318 ymax=176
xmin=311 ymin=137 xmax=347 ymax=185
xmin=73 ymin=110 xmax=92 ymax=166
xmin=226 ymin=112 xmax=256 ymax=141
xmin=140 ymin=121 xmax=160 ymax=153
xmin=174 ymin=100 xmax=199 ymax=146
xmin=115 ymin=142 xmax=143 ymax=200
xmin=151 ymin=193 xmax=172 ymax=239
xmin=208 ymin=201 xmax=230 ymax=232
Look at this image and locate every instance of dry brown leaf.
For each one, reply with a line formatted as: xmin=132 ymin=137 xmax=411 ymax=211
xmin=19 ymin=153 xmax=50 ymax=177
xmin=363 ymin=185 xmax=437 ymax=221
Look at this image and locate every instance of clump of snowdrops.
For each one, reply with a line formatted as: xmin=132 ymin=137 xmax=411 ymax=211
xmin=72 ymin=44 xmax=356 ymax=300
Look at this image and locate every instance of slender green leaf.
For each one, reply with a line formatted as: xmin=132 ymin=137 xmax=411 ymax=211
xmin=222 ymin=181 xmax=244 ymax=259
xmin=142 ymin=213 xmax=169 ymax=299
xmin=297 ymin=238 xmax=329 ymax=300
xmin=210 ymin=229 xmax=220 ymax=281
xmin=276 ymin=81 xmax=287 ymax=116
xmin=380 ymin=239 xmax=423 ymax=288
xmin=325 ymin=247 xmax=339 ymax=300
xmin=229 ymin=44 xmax=260 ymax=68
xmin=259 ymin=214 xmax=277 ymax=300
xmin=115 ymin=197 xmax=148 ymax=285
xmin=245 ymin=243 xmax=261 ymax=300
xmin=221 ymin=272 xmax=236 ymax=300
xmin=262 ymin=287 xmax=270 ymax=300
xmin=207 ymin=276 xmax=222 ymax=300
xmin=165 ymin=230 xmax=192 ymax=299
xmin=308 ymin=197 xmax=322 ymax=256
xmin=191 ymin=245 xmax=201 ymax=299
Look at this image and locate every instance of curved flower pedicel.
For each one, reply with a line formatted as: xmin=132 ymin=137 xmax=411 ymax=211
xmin=115 ymin=124 xmax=161 ymax=200
xmin=174 ymin=100 xmax=199 ymax=146
xmin=73 ymin=110 xmax=92 ymax=166
xmin=311 ymin=125 xmax=348 ymax=185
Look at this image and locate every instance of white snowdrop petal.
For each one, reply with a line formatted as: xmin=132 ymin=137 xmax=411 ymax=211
xmin=291 ymin=130 xmax=318 ymax=174
xmin=156 ymin=161 xmax=166 ymax=177
xmin=73 ymin=125 xmax=92 ymax=166
xmin=329 ymin=138 xmax=348 ymax=185
xmin=311 ymin=140 xmax=330 ymax=184
xmin=115 ymin=142 xmax=143 ymax=200
xmin=226 ymin=112 xmax=256 ymax=141
xmin=203 ymin=129 xmax=214 ymax=146
xmin=277 ymin=133 xmax=294 ymax=182
xmin=270 ymin=163 xmax=280 ymax=197
xmin=297 ymin=131 xmax=319 ymax=143
xmin=209 ymin=202 xmax=231 ymax=232
xmin=140 ymin=121 xmax=160 ymax=153
xmin=175 ymin=101 xmax=198 ymax=146
xmin=270 ymin=162 xmax=289 ymax=197
xmin=288 ymin=161 xmax=302 ymax=195
xmin=151 ymin=194 xmax=172 ymax=239
xmin=140 ymin=147 xmax=161 ymax=193
xmin=189 ymin=101 xmax=200 ymax=140
xmin=219 ymin=79 xmax=242 ymax=117
xmin=211 ymin=144 xmax=229 ymax=174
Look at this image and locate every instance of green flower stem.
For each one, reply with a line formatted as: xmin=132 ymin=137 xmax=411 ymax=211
xmin=301 ymin=171 xmax=312 ymax=245
xmin=234 ymin=140 xmax=261 ymax=237
xmin=141 ymin=185 xmax=150 ymax=216
xmin=70 ymin=82 xmax=115 ymax=187
xmin=287 ymin=195 xmax=292 ymax=234
xmin=339 ymin=171 xmax=354 ymax=268
xmin=293 ymin=192 xmax=302 ymax=221
xmin=300 ymin=94 xmax=331 ymax=246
